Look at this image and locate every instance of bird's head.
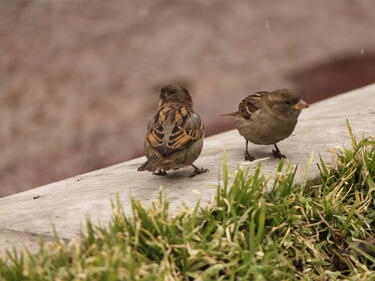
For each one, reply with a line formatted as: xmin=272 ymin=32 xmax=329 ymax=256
xmin=159 ymin=85 xmax=193 ymax=108
xmin=264 ymin=89 xmax=308 ymax=118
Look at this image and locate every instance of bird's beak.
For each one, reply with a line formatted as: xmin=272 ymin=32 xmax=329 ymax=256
xmin=293 ymin=99 xmax=309 ymax=110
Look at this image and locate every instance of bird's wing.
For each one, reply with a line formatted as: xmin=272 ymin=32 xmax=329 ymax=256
xmin=146 ymin=105 xmax=204 ymax=157
xmin=238 ymin=91 xmax=267 ymax=120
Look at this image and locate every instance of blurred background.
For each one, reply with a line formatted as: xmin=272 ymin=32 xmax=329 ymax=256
xmin=1 ymin=0 xmax=375 ymax=197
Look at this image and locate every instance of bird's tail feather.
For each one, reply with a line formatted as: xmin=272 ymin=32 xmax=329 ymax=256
xmin=138 ymin=156 xmax=160 ymax=171
xmin=221 ymin=111 xmax=238 ymax=117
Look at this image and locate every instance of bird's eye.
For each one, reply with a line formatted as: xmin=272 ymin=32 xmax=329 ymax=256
xmin=285 ymin=100 xmax=291 ymax=105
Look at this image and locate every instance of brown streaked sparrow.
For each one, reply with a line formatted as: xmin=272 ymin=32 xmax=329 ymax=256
xmin=223 ymin=89 xmax=308 ymax=161
xmin=138 ymin=85 xmax=208 ymax=177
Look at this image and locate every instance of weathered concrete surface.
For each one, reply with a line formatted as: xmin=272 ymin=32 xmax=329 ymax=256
xmin=2 ymin=0 xmax=375 ymax=198
xmin=1 ymin=84 xmax=375 ymax=255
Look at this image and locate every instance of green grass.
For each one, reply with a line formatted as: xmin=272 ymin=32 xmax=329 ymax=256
xmin=1 ymin=124 xmax=374 ymax=281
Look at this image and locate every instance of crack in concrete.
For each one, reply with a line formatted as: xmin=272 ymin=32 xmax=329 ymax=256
xmin=0 ymin=228 xmax=71 ymax=243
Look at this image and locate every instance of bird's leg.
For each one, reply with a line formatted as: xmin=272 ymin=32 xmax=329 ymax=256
xmin=272 ymin=144 xmax=286 ymax=159
xmin=153 ymin=169 xmax=168 ymax=176
xmin=190 ymin=164 xmax=208 ymax=177
xmin=244 ymin=140 xmax=255 ymax=161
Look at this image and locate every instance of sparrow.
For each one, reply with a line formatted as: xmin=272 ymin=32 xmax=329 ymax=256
xmin=223 ymin=89 xmax=308 ymax=161
xmin=138 ymin=85 xmax=208 ymax=177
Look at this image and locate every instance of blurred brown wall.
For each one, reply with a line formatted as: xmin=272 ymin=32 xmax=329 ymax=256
xmin=1 ymin=0 xmax=375 ymax=197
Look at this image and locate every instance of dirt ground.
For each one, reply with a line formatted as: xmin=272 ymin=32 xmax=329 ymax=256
xmin=1 ymin=0 xmax=374 ymax=197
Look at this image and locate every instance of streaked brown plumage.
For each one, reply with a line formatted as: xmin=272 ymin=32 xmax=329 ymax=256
xmin=138 ymin=85 xmax=208 ymax=177
xmin=223 ymin=89 xmax=308 ymax=161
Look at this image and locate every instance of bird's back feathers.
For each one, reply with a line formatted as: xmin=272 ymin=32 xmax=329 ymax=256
xmin=146 ymin=104 xmax=203 ymax=158
xmin=222 ymin=91 xmax=267 ymax=119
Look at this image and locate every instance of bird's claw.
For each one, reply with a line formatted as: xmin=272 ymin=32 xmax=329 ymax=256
xmin=272 ymin=149 xmax=286 ymax=159
xmin=153 ymin=169 xmax=168 ymax=176
xmin=244 ymin=152 xmax=256 ymax=161
xmin=190 ymin=167 xmax=208 ymax=177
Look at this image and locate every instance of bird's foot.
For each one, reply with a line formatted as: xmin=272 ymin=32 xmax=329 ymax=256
xmin=153 ymin=169 xmax=167 ymax=176
xmin=272 ymin=149 xmax=286 ymax=159
xmin=190 ymin=166 xmax=208 ymax=177
xmin=244 ymin=152 xmax=256 ymax=161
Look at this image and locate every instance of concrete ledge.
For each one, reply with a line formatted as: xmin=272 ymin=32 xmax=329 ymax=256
xmin=1 ymin=84 xmax=375 ymax=255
